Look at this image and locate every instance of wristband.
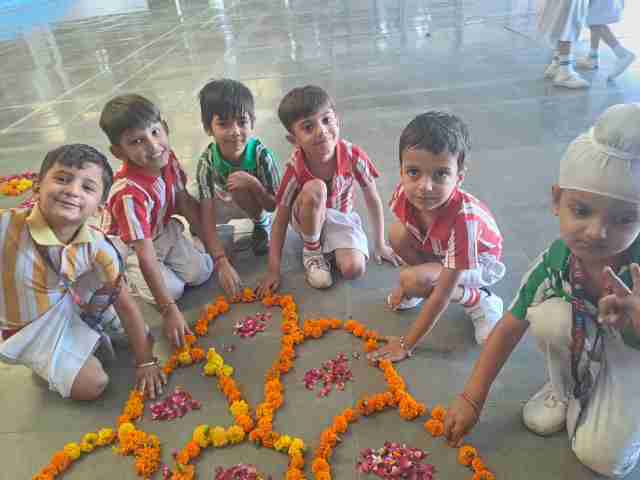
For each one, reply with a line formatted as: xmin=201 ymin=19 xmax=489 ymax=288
xmin=213 ymin=253 xmax=227 ymax=267
xmin=137 ymin=358 xmax=158 ymax=369
xmin=399 ymin=336 xmax=413 ymax=357
xmin=459 ymin=392 xmax=481 ymax=417
xmin=159 ymin=301 xmax=176 ymax=315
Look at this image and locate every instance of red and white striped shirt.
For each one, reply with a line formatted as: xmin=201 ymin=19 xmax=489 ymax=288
xmin=103 ymin=151 xmax=187 ymax=242
xmin=276 ymin=139 xmax=379 ymax=213
xmin=390 ymin=184 xmax=502 ymax=270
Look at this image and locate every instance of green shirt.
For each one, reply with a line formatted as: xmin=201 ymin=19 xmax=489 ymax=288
xmin=510 ymin=238 xmax=640 ymax=350
xmin=195 ymin=137 xmax=281 ymax=200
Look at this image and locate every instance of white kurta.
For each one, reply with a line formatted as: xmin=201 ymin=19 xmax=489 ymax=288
xmin=587 ymin=0 xmax=624 ymax=25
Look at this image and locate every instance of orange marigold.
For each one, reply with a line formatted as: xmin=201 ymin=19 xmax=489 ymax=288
xmin=184 ymin=334 xmax=197 ymax=346
xmin=176 ymin=450 xmax=191 ymax=466
xmin=333 ymin=415 xmax=348 ymax=433
xmin=285 ymin=467 xmax=305 ymax=480
xmin=312 ymin=458 xmax=330 ymax=473
xmin=472 ymin=471 xmax=495 ymax=480
xmin=342 ymin=408 xmax=359 ymax=423
xmin=235 ymin=414 xmax=255 ymax=433
xmin=472 ymin=457 xmax=486 ymax=473
xmin=32 ymin=472 xmax=54 ymax=480
xmin=352 ymin=325 xmax=366 ymax=337
xmin=194 ymin=322 xmax=208 ymax=336
xmin=185 ymin=441 xmax=201 ymax=459
xmin=364 ymin=338 xmax=378 ymax=352
xmin=458 ymin=445 xmax=478 ymax=466
xmin=50 ymin=452 xmax=71 ymax=473
xmin=190 ymin=347 xmax=205 ymax=362
xmin=289 ymin=452 xmax=305 ymax=469
xmin=316 ymin=472 xmax=331 ymax=480
xmin=171 ymin=464 xmax=195 ymax=480
xmin=430 ymin=405 xmax=447 ymax=421
xmin=424 ymin=419 xmax=444 ymax=437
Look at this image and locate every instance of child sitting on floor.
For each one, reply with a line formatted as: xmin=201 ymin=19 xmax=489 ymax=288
xmin=368 ymin=112 xmax=505 ymax=363
xmin=444 ymin=103 xmax=640 ymax=479
xmin=194 ymin=79 xmax=281 ymax=298
xmin=256 ymin=85 xmax=400 ymax=294
xmin=100 ymin=94 xmax=213 ymax=348
xmin=0 ymin=144 xmax=165 ymax=400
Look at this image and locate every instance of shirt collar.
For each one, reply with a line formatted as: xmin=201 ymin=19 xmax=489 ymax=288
xmin=293 ymin=140 xmax=345 ymax=179
xmin=26 ymin=204 xmax=92 ymax=246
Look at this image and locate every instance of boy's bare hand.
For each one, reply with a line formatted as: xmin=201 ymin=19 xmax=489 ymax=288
xmin=227 ymin=171 xmax=257 ymax=192
xmin=374 ymin=244 xmax=404 ymax=267
xmin=135 ymin=364 xmax=167 ymax=400
xmin=443 ymin=395 xmax=480 ymax=447
xmin=256 ymin=271 xmax=281 ymax=298
xmin=367 ymin=336 xmax=410 ymax=363
xmin=599 ymin=264 xmax=640 ymax=334
xmin=162 ymin=306 xmax=193 ymax=348
xmin=217 ymin=258 xmax=242 ymax=298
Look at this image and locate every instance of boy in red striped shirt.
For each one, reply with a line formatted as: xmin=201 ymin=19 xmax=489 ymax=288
xmin=369 ymin=112 xmax=505 ymax=363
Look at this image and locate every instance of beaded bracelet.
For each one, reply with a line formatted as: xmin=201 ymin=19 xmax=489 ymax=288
xmin=137 ymin=358 xmax=158 ymax=369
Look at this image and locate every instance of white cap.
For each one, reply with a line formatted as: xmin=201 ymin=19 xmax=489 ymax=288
xmin=559 ymin=103 xmax=640 ymax=204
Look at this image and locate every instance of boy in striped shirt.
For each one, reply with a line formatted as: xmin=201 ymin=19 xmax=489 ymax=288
xmin=100 ymin=94 xmax=213 ymax=348
xmin=256 ymin=85 xmax=400 ymax=294
xmin=369 ymin=112 xmax=505 ymax=364
xmin=0 ymin=144 xmax=165 ymax=400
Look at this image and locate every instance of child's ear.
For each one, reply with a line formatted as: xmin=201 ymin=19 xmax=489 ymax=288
xmin=551 ymin=184 xmax=561 ymax=216
xmin=457 ymin=168 xmax=466 ymax=185
xmin=110 ymin=145 xmax=126 ymax=162
xmin=286 ymin=133 xmax=297 ymax=146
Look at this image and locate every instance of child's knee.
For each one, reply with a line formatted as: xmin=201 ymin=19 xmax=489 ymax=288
xmin=399 ymin=267 xmax=428 ymax=292
xmin=70 ymin=366 xmax=109 ymax=401
xmin=528 ymin=298 xmax=572 ymax=349
xmin=338 ymin=256 xmax=366 ymax=279
xmin=299 ymin=179 xmax=327 ymax=207
xmin=182 ymin=253 xmax=213 ymax=287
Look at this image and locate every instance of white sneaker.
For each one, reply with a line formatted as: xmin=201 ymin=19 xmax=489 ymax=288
xmin=522 ymin=382 xmax=567 ymax=436
xmin=464 ymin=289 xmax=503 ymax=344
xmin=553 ymin=69 xmax=590 ymax=89
xmin=575 ymin=56 xmax=599 ymax=70
xmin=544 ymin=61 xmax=559 ymax=79
xmin=387 ymin=294 xmax=424 ymax=311
xmin=302 ymin=249 xmax=333 ymax=289
xmin=608 ymin=50 xmax=636 ymax=81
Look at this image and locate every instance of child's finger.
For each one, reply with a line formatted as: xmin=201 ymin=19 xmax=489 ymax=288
xmin=603 ymin=266 xmax=631 ymax=297
xmin=631 ymin=264 xmax=640 ymax=294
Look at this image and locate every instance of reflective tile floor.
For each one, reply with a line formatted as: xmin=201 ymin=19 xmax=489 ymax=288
xmin=1 ymin=0 xmax=640 ymax=478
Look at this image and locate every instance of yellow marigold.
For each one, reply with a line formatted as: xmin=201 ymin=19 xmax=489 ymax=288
xmin=285 ymin=468 xmax=305 ymax=480
xmin=80 ymin=432 xmax=98 ymax=452
xmin=424 ymin=419 xmax=444 ymax=437
xmin=203 ymin=362 xmax=219 ymax=376
xmin=178 ymin=351 xmax=193 ymax=365
xmin=311 ymin=458 xmax=330 ymax=473
xmin=288 ymin=438 xmax=305 ymax=456
xmin=221 ymin=364 xmax=234 ymax=377
xmin=207 ymin=352 xmax=224 ymax=369
xmin=430 ymin=405 xmax=447 ymax=421
xmin=316 ymin=472 xmax=331 ymax=480
xmin=193 ymin=425 xmax=211 ymax=448
xmin=210 ymin=426 xmax=228 ymax=447
xmin=226 ymin=425 xmax=245 ymax=444
xmin=96 ymin=428 xmax=115 ymax=446
xmin=289 ymin=452 xmax=305 ymax=469
xmin=274 ymin=434 xmax=293 ymax=452
xmin=472 ymin=470 xmax=495 ymax=480
xmin=472 ymin=457 xmax=486 ymax=473
xmin=458 ymin=445 xmax=478 ymax=466
xmin=63 ymin=443 xmax=81 ymax=461
xmin=118 ymin=422 xmax=136 ymax=442
xmin=230 ymin=400 xmax=249 ymax=417
xmin=79 ymin=441 xmax=94 ymax=453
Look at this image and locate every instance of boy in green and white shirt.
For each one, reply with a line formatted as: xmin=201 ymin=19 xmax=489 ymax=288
xmin=195 ymin=79 xmax=281 ymax=298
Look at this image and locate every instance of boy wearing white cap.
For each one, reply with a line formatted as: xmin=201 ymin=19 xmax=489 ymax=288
xmin=443 ymin=104 xmax=640 ymax=478
xmin=576 ymin=0 xmax=635 ymax=81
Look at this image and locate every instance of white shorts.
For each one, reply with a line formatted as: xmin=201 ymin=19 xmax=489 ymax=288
xmin=457 ymin=253 xmax=506 ymax=288
xmin=291 ymin=207 xmax=369 ymax=259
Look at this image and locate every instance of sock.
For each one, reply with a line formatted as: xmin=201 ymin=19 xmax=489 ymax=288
xmin=301 ymin=232 xmax=321 ymax=251
xmin=613 ymin=44 xmax=629 ymax=58
xmin=254 ymin=211 xmax=270 ymax=228
xmin=457 ymin=287 xmax=481 ymax=308
xmin=558 ymin=54 xmax=572 ymax=75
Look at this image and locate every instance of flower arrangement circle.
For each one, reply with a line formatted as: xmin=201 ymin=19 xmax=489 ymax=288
xmin=31 ymin=288 xmax=497 ymax=480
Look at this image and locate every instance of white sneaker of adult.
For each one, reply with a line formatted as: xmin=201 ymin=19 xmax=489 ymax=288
xmin=522 ymin=382 xmax=568 ymax=436
xmin=553 ymin=69 xmax=590 ymax=89
xmin=302 ymin=249 xmax=333 ymax=289
xmin=608 ymin=50 xmax=636 ymax=81
xmin=575 ymin=56 xmax=599 ymax=70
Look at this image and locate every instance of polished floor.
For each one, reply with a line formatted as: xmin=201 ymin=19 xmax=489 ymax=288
xmin=1 ymin=0 xmax=640 ymax=479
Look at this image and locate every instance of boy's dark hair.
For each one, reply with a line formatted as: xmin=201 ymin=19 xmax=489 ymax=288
xmin=199 ymin=79 xmax=256 ymax=134
xmin=39 ymin=144 xmax=113 ymax=201
xmin=278 ymin=85 xmax=335 ymax=132
xmin=99 ymin=94 xmax=165 ymax=145
xmin=399 ymin=111 xmax=471 ymax=170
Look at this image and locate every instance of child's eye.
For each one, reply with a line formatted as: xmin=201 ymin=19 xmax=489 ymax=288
xmin=83 ymin=185 xmax=96 ymax=193
xmin=572 ymin=205 xmax=590 ymax=217
xmin=406 ymin=168 xmax=419 ymax=177
xmin=55 ymin=175 xmax=68 ymax=183
xmin=614 ymin=214 xmax=638 ymax=225
xmin=131 ymin=138 xmax=143 ymax=145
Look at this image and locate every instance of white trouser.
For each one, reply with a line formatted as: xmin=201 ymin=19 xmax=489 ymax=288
xmin=528 ymin=297 xmax=640 ymax=478
xmin=126 ymin=219 xmax=213 ymax=303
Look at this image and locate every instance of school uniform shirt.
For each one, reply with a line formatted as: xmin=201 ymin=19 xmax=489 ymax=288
xmin=103 ymin=151 xmax=187 ymax=242
xmin=276 ymin=139 xmax=379 ymax=213
xmin=510 ymin=238 xmax=640 ymax=350
xmin=195 ymin=137 xmax=281 ymax=202
xmin=390 ymin=184 xmax=503 ymax=271
xmin=0 ymin=206 xmax=121 ymax=330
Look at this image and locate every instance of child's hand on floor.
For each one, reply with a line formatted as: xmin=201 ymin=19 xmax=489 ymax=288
xmin=135 ymin=363 xmax=167 ymax=400
xmin=599 ymin=263 xmax=640 ymax=334
xmin=374 ymin=244 xmax=404 ymax=267
xmin=162 ymin=305 xmax=193 ymax=348
xmin=217 ymin=257 xmax=243 ymax=299
xmin=367 ymin=336 xmax=411 ymax=363
xmin=443 ymin=394 xmax=481 ymax=447
xmin=256 ymin=271 xmax=281 ymax=298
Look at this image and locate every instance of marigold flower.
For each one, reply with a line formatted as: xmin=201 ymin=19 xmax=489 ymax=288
xmin=79 ymin=441 xmax=94 ymax=453
xmin=32 ymin=471 xmax=54 ymax=480
xmin=352 ymin=325 xmax=366 ymax=337
xmin=249 ymin=429 xmax=262 ymax=444
xmin=430 ymin=405 xmax=447 ymax=421
xmin=210 ymin=426 xmax=228 ymax=447
xmin=80 ymin=432 xmax=98 ymax=452
xmin=178 ymin=351 xmax=193 ymax=365
xmin=320 ymin=429 xmax=338 ymax=447
xmin=184 ymin=334 xmax=197 ymax=346
xmin=288 ymin=438 xmax=305 ymax=456
xmin=424 ymin=418 xmax=444 ymax=437
xmin=194 ymin=321 xmax=208 ymax=336
xmin=193 ymin=425 xmax=210 ymax=448
xmin=316 ymin=472 xmax=331 ymax=480
xmin=472 ymin=457 xmax=486 ymax=472
xmin=235 ymin=414 xmax=255 ymax=433
xmin=364 ymin=338 xmax=378 ymax=352
xmin=190 ymin=347 xmax=205 ymax=362
xmin=176 ymin=450 xmax=191 ymax=466
xmin=342 ymin=408 xmax=358 ymax=423
xmin=185 ymin=441 xmax=201 ymax=459
xmin=285 ymin=468 xmax=305 ymax=480
xmin=458 ymin=445 xmax=478 ymax=466
xmin=203 ymin=362 xmax=219 ymax=376
xmin=472 ymin=470 xmax=495 ymax=480
xmin=289 ymin=452 xmax=304 ymax=469
xmin=118 ymin=422 xmax=136 ymax=442
xmin=226 ymin=425 xmax=245 ymax=444
xmin=172 ymin=463 xmax=195 ymax=480
xmin=63 ymin=443 xmax=81 ymax=461
xmin=312 ymin=458 xmax=330 ymax=473
xmin=230 ymin=400 xmax=249 ymax=417
xmin=96 ymin=428 xmax=115 ymax=446
xmin=50 ymin=452 xmax=71 ymax=473
xmin=221 ymin=364 xmax=234 ymax=377
xmin=275 ymin=434 xmax=293 ymax=451
xmin=332 ymin=415 xmax=348 ymax=433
